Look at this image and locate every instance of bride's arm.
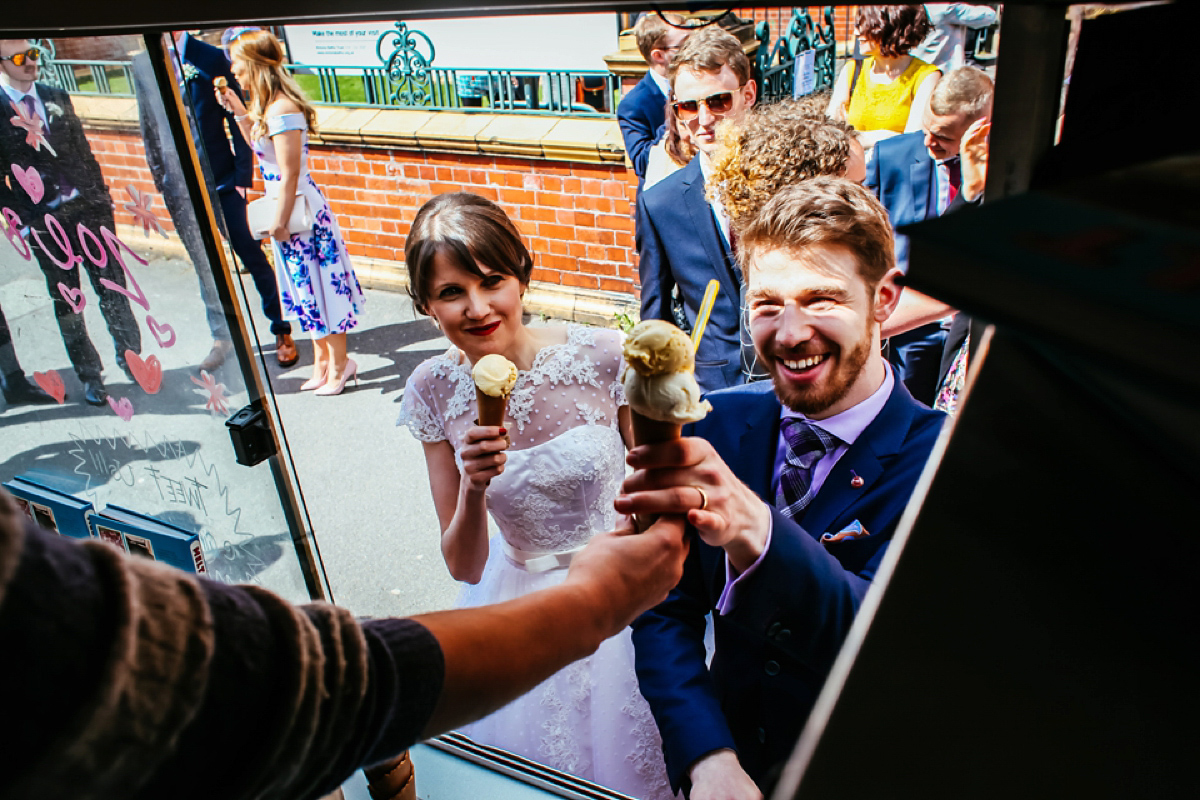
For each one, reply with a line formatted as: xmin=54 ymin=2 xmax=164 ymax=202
xmin=422 ymin=428 xmax=507 ymax=584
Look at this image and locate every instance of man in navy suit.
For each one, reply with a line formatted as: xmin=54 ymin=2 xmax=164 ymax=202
xmin=0 ymin=38 xmax=143 ymax=406
xmin=618 ymin=12 xmax=688 ymax=183
xmin=637 ymin=26 xmax=757 ymax=393
xmin=175 ymin=30 xmax=297 ymax=368
xmin=868 ymin=66 xmax=992 ymax=405
xmin=623 ymin=178 xmax=945 ymax=798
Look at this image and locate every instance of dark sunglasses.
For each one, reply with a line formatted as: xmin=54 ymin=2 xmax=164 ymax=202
xmin=2 ymin=48 xmax=41 ymax=67
xmin=672 ymin=90 xmax=737 ymax=120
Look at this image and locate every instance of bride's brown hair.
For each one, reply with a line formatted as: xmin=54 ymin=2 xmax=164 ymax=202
xmin=230 ymin=30 xmax=317 ymax=141
xmin=404 ymin=193 xmax=534 ymax=315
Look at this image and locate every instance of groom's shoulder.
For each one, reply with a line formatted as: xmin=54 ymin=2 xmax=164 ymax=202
xmin=688 ymin=381 xmax=777 ymax=437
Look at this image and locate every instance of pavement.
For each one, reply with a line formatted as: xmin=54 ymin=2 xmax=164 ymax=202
xmin=1 ymin=232 xmax=463 ymax=618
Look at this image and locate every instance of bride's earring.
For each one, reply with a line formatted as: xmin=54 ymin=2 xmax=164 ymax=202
xmin=431 ymin=317 xmax=442 ymax=331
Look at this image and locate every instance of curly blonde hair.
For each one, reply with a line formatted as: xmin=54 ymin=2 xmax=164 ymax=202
xmin=230 ymin=30 xmax=317 ymax=142
xmin=709 ymin=98 xmax=855 ymax=232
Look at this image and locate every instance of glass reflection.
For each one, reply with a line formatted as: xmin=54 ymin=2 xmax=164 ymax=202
xmin=0 ymin=35 xmax=309 ymax=603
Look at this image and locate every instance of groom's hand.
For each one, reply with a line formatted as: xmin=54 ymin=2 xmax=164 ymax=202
xmin=689 ymin=749 xmax=762 ymax=800
xmin=616 ymin=437 xmax=771 ymax=572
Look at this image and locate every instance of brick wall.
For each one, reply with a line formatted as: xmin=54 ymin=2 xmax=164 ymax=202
xmin=307 ymin=148 xmax=638 ymax=296
xmin=81 ymin=126 xmax=642 ymax=301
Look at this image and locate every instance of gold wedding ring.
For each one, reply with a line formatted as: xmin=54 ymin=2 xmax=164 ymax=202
xmin=693 ymin=485 xmax=708 ymax=511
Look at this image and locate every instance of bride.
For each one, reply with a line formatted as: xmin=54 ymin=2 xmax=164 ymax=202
xmin=397 ymin=193 xmax=673 ymax=799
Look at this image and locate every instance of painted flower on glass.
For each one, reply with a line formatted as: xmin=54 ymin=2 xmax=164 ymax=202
xmin=8 ymin=100 xmax=56 ymax=155
xmin=123 ymin=185 xmax=168 ymax=238
xmin=191 ymin=370 xmax=230 ymax=414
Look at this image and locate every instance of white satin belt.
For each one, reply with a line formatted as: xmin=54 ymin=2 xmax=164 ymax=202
xmin=501 ymin=542 xmax=584 ymax=573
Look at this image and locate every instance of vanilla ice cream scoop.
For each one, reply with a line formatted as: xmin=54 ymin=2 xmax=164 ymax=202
xmin=622 ymin=319 xmax=694 ymax=377
xmin=622 ymin=320 xmax=711 ymax=424
xmin=473 ymin=354 xmax=518 ymax=397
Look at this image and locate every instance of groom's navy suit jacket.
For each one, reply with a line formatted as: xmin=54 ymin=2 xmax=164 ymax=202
xmin=637 ymin=157 xmax=745 ymax=392
xmin=631 ymin=374 xmax=945 ymax=791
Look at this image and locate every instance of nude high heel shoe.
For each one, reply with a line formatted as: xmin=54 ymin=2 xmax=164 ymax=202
xmin=300 ymin=364 xmax=329 ymax=391
xmin=315 ymin=359 xmax=357 ymax=396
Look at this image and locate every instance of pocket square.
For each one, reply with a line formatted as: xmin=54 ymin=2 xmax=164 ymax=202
xmin=821 ymin=520 xmax=870 ymax=544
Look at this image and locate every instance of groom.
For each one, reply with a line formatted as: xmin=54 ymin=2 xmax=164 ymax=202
xmin=621 ymin=178 xmax=945 ymax=798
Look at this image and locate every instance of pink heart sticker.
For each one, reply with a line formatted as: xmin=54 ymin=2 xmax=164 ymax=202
xmin=107 ymin=395 xmax=134 ymax=422
xmin=124 ymin=349 xmax=162 ymax=394
xmin=32 ymin=370 xmax=66 ymax=404
xmin=57 ymin=282 xmax=86 ymax=313
xmin=146 ymin=315 xmax=176 ymax=348
xmin=11 ymin=164 xmax=44 ymax=204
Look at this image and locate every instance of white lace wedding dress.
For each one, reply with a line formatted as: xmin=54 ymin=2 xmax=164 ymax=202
xmin=397 ymin=325 xmax=674 ymax=800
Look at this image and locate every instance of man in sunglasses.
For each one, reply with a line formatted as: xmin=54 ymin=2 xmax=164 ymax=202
xmin=636 ymin=25 xmax=758 ymax=393
xmin=0 ymin=38 xmax=143 ymax=406
xmin=618 ymin=12 xmax=689 ymax=185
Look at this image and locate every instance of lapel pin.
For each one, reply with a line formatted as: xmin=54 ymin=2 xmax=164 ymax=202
xmin=850 ymin=471 xmax=864 ymax=489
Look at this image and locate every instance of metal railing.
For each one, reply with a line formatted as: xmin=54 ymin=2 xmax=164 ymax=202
xmin=42 ymin=59 xmax=135 ymax=97
xmin=754 ymin=6 xmax=838 ymax=104
xmin=284 ymin=63 xmax=617 ymax=116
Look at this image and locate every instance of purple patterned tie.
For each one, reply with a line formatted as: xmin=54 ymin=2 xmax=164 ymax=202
xmin=21 ymin=94 xmax=37 ymax=120
xmin=777 ymin=417 xmax=838 ymax=521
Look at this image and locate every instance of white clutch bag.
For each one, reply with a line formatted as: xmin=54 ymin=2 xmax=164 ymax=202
xmin=246 ymin=193 xmax=314 ymax=240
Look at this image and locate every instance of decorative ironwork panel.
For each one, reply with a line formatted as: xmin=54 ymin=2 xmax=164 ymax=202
xmin=376 ymin=21 xmax=437 ymax=107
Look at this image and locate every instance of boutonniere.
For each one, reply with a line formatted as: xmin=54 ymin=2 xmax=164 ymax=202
xmin=44 ymin=101 xmax=62 ymax=120
xmin=182 ymin=63 xmax=200 ymax=84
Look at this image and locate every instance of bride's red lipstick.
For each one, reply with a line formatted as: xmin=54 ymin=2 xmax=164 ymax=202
xmin=466 ymin=321 xmax=501 ymax=336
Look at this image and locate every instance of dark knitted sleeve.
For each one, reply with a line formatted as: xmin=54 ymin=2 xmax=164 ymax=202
xmin=0 ymin=516 xmax=443 ymax=800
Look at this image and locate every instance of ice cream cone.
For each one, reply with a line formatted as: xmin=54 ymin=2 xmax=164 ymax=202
xmin=630 ymin=410 xmax=683 ymax=448
xmin=476 ymin=389 xmax=508 ymax=428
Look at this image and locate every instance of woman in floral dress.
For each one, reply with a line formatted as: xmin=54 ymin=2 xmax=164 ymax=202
xmin=219 ymin=30 xmax=364 ymax=395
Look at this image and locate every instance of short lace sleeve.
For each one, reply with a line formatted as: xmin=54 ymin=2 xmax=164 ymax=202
xmin=266 ymin=112 xmax=307 ymax=137
xmin=593 ymin=328 xmax=629 ymax=408
xmin=397 ymin=359 xmax=448 ymax=443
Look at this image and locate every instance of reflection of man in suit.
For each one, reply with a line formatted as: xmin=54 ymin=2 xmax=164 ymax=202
xmin=0 ymin=38 xmax=142 ymax=406
xmin=618 ymin=12 xmax=689 ymax=183
xmin=868 ymin=66 xmax=993 ymax=405
xmin=637 ymin=26 xmax=757 ymax=393
xmin=173 ymin=30 xmax=297 ymax=368
xmin=625 ymin=179 xmax=945 ymax=799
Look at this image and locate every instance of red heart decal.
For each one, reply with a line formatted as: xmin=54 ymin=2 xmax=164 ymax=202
xmin=107 ymin=395 xmax=134 ymax=422
xmin=32 ymin=370 xmax=66 ymax=404
xmin=12 ymin=164 xmax=44 ymax=204
xmin=57 ymin=282 xmax=85 ymax=313
xmin=124 ymin=349 xmax=162 ymax=394
xmin=146 ymin=315 xmax=176 ymax=348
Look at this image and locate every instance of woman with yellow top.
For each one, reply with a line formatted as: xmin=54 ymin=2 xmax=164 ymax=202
xmin=827 ymin=5 xmax=940 ymax=149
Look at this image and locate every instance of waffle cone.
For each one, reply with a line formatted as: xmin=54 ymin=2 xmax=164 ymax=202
xmin=476 ymin=389 xmax=508 ymax=427
xmin=629 ymin=410 xmax=685 ymax=533
xmin=630 ymin=410 xmax=683 ymax=447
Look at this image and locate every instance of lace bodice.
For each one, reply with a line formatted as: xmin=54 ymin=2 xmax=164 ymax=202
xmin=398 ymin=325 xmax=629 ymax=556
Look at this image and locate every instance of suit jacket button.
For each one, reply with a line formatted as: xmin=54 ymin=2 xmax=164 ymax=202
xmin=776 ymin=628 xmax=791 ymax=643
xmin=767 ymin=622 xmax=782 ymax=637
xmin=757 ymin=727 xmax=767 ymax=744
xmin=764 ymin=660 xmax=780 ymax=676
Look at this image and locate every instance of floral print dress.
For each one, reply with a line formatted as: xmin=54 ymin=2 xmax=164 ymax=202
xmin=253 ymin=113 xmax=364 ymax=335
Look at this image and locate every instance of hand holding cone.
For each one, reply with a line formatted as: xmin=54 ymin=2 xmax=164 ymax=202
xmin=622 ymin=320 xmax=711 ymax=530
